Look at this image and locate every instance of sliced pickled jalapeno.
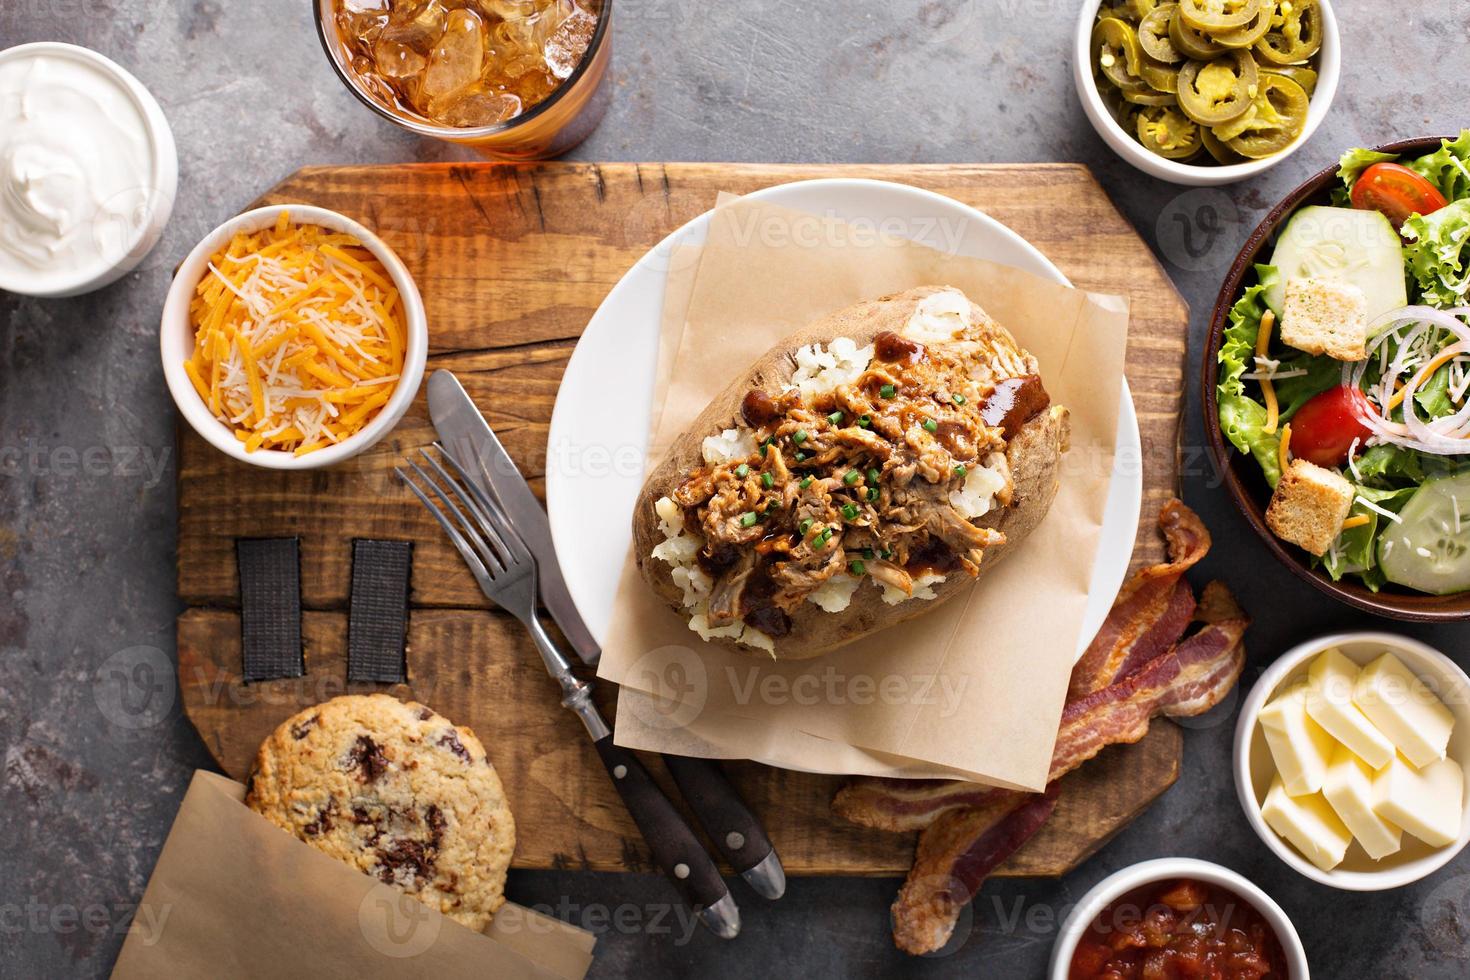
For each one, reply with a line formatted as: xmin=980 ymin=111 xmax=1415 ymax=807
xmin=1093 ymin=18 xmax=1145 ymax=88
xmin=1168 ymin=7 xmax=1226 ymax=59
xmin=1222 ymin=72 xmax=1308 ymax=157
xmin=1263 ymin=63 xmax=1317 ymax=96
xmin=1092 ymin=0 xmax=1315 ymax=167
xmin=1256 ymin=0 xmax=1322 ymax=65
xmin=1201 ymin=124 xmax=1246 ymax=164
xmin=1211 ymin=3 xmax=1273 ymax=49
xmin=1138 ymin=56 xmax=1181 ymax=93
xmin=1179 ymin=0 xmax=1261 ymax=32
xmin=1176 ymin=50 xmax=1259 ymax=127
xmin=1138 ymin=5 xmax=1183 ymax=63
xmin=1136 ymin=105 xmax=1203 ymax=159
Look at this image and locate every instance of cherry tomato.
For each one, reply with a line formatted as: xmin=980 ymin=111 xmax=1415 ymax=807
xmin=1351 ymin=162 xmax=1449 ymax=229
xmin=1290 ymin=386 xmax=1374 ymax=467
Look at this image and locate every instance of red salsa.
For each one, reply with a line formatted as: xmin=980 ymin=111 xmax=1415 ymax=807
xmin=1069 ymin=878 xmax=1288 ymax=980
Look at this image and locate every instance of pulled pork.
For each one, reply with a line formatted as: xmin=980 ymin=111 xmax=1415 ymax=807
xmin=671 ymin=326 xmax=1050 ymax=639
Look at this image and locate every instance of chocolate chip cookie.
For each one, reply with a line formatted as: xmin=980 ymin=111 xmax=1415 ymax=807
xmin=245 ymin=694 xmax=516 ymax=930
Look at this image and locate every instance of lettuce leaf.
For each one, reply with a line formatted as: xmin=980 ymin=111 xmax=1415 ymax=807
xmin=1406 ymin=130 xmax=1470 ymax=204
xmin=1218 ymin=266 xmax=1285 ymax=486
xmin=1353 ymin=443 xmax=1426 ymax=485
xmin=1321 ymin=484 xmax=1415 ymax=590
xmin=1403 ymin=199 xmax=1470 ymax=308
xmin=1338 ymin=146 xmax=1400 ymax=190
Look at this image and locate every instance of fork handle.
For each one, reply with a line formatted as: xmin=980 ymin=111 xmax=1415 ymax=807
xmin=593 ymin=736 xmax=740 ymax=938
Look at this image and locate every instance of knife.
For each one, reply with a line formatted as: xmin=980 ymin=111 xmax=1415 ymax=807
xmin=427 ymin=370 xmax=786 ymax=901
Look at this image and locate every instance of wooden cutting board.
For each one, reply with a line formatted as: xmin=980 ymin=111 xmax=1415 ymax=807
xmin=176 ymin=162 xmax=1189 ymax=877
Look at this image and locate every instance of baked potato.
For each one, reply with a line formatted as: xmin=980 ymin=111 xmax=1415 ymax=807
xmin=634 ymin=285 xmax=1070 ymax=660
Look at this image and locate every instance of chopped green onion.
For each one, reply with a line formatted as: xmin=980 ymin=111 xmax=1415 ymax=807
xmin=793 ymin=430 xmax=808 ymax=445
xmin=867 ymin=467 xmax=880 ymax=484
xmin=799 ymin=518 xmax=814 ymax=535
xmin=866 ymin=487 xmax=879 ymax=503
xmin=828 ymin=411 xmax=844 ymax=425
xmin=862 ymin=548 xmax=875 ymax=560
xmin=880 ymin=549 xmax=893 ymax=560
xmin=761 ymin=471 xmax=775 ymax=489
xmin=740 ymin=511 xmax=759 ymax=528
xmin=923 ymin=418 xmax=938 ymax=433
xmin=800 ymin=476 xmax=813 ymax=489
xmin=857 ymin=415 xmax=872 ymax=429
xmin=794 ymin=451 xmax=808 ymax=462
xmin=952 ymin=394 xmax=967 ymax=405
xmin=841 ymin=503 xmax=860 ymax=521
xmin=759 ymin=440 xmax=770 ymax=457
xmin=954 ymin=464 xmax=967 ymax=478
xmin=848 ymin=560 xmax=866 ymax=576
xmin=880 ymin=384 xmax=896 ymax=399
xmin=734 ymin=463 xmax=750 ymax=478
xmin=843 ymin=470 xmax=862 ymax=486
xmin=818 ymin=528 xmax=834 ymax=546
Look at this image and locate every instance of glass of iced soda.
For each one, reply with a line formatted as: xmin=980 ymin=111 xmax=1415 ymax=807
xmin=315 ymin=0 xmax=612 ymax=160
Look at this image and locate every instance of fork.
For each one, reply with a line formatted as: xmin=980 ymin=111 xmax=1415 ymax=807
xmin=397 ymin=447 xmax=741 ymax=939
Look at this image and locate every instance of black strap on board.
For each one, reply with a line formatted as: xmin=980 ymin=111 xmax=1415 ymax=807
xmin=236 ymin=538 xmax=304 ymax=681
xmin=347 ymin=539 xmax=413 ymax=684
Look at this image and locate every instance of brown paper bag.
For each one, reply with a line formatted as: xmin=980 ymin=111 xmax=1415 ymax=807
xmin=597 ymin=194 xmax=1130 ymax=790
xmin=112 ymin=771 xmax=595 ymax=980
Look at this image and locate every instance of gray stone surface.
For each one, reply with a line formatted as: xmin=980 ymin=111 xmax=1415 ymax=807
xmin=2 ymin=0 xmax=1469 ymax=976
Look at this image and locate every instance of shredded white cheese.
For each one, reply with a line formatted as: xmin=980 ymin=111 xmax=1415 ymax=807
xmin=881 ymin=572 xmax=945 ymax=606
xmin=783 ymin=336 xmax=874 ymax=398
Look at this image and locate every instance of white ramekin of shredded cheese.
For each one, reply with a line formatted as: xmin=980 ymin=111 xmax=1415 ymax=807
xmin=0 ymin=42 xmax=178 ymax=297
xmin=160 ymin=205 xmax=428 ymax=470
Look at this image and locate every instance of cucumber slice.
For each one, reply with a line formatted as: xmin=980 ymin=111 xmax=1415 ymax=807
xmin=1265 ymin=206 xmax=1408 ymax=323
xmin=1378 ymin=472 xmax=1470 ymax=595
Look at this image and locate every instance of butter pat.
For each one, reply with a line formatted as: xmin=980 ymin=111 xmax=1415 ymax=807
xmin=1354 ymin=653 xmax=1455 ymax=768
xmin=1261 ymin=776 xmax=1352 ymax=871
xmin=1372 ymin=754 xmax=1464 ymax=849
xmin=1305 ymin=648 xmax=1396 ymax=770
xmin=1260 ymin=681 xmax=1336 ymax=795
xmin=1323 ymin=745 xmax=1402 ymax=860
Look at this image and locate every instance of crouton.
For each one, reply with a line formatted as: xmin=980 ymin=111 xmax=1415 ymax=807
xmin=1266 ymin=459 xmax=1354 ymax=556
xmin=1280 ymin=277 xmax=1369 ymax=361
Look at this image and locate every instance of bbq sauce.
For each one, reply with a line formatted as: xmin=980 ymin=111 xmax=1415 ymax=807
xmin=739 ymin=563 xmax=792 ymax=638
xmin=980 ymin=375 xmax=1050 ymax=439
xmin=904 ymin=537 xmax=962 ymax=577
xmin=873 ymin=330 xmax=925 ymax=364
xmin=741 ymin=389 xmax=781 ymax=427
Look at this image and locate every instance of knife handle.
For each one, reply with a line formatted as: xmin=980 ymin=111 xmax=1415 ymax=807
xmin=662 ymin=754 xmax=782 ymax=894
xmin=593 ymin=736 xmax=739 ymax=937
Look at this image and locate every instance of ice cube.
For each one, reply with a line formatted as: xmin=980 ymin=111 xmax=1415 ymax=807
xmin=339 ymin=7 xmax=389 ymax=48
xmin=475 ymin=0 xmax=541 ymax=20
xmin=421 ymin=8 xmax=485 ymax=99
xmin=544 ymin=4 xmax=595 ymax=80
xmin=436 ymin=90 xmax=523 ymax=127
xmin=372 ymin=36 xmax=429 ymax=78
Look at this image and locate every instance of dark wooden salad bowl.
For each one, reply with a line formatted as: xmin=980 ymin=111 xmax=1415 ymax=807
xmin=1202 ymin=136 xmax=1470 ymax=622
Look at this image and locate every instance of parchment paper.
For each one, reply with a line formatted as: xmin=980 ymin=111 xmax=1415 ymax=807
xmin=112 ymin=771 xmax=595 ymax=980
xmin=597 ymin=195 xmax=1130 ymax=791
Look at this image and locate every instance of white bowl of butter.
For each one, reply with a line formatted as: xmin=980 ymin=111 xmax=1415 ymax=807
xmin=0 ymin=42 xmax=177 ymax=297
xmin=1235 ymin=632 xmax=1470 ymax=889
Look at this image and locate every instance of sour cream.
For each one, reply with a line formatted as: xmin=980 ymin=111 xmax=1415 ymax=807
xmin=0 ymin=43 xmax=176 ymax=297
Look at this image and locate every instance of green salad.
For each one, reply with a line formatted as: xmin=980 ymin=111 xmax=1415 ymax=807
xmin=1218 ymin=131 xmax=1470 ymax=594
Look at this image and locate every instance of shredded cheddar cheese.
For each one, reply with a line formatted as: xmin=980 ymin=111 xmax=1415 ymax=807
xmin=1278 ymin=422 xmax=1292 ymax=476
xmin=1257 ymin=310 xmax=1279 ymax=435
xmin=1341 ymin=515 xmax=1371 ymax=530
xmin=186 ymin=212 xmax=406 ymax=455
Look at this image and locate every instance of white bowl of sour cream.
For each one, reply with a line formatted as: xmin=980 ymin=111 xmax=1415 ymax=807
xmin=0 ymin=42 xmax=178 ymax=297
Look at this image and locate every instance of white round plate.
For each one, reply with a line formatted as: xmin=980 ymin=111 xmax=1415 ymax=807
xmin=547 ymin=178 xmax=1141 ymax=662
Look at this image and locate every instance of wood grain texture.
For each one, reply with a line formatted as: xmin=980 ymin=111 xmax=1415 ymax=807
xmin=177 ymin=162 xmax=1189 ymax=877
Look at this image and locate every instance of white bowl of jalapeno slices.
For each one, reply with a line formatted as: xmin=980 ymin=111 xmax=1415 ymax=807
xmin=1074 ymin=0 xmax=1340 ymax=185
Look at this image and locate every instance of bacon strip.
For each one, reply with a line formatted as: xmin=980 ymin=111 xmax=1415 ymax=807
xmin=1069 ymin=499 xmax=1210 ymax=699
xmin=890 ymin=786 xmax=1061 ymax=956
